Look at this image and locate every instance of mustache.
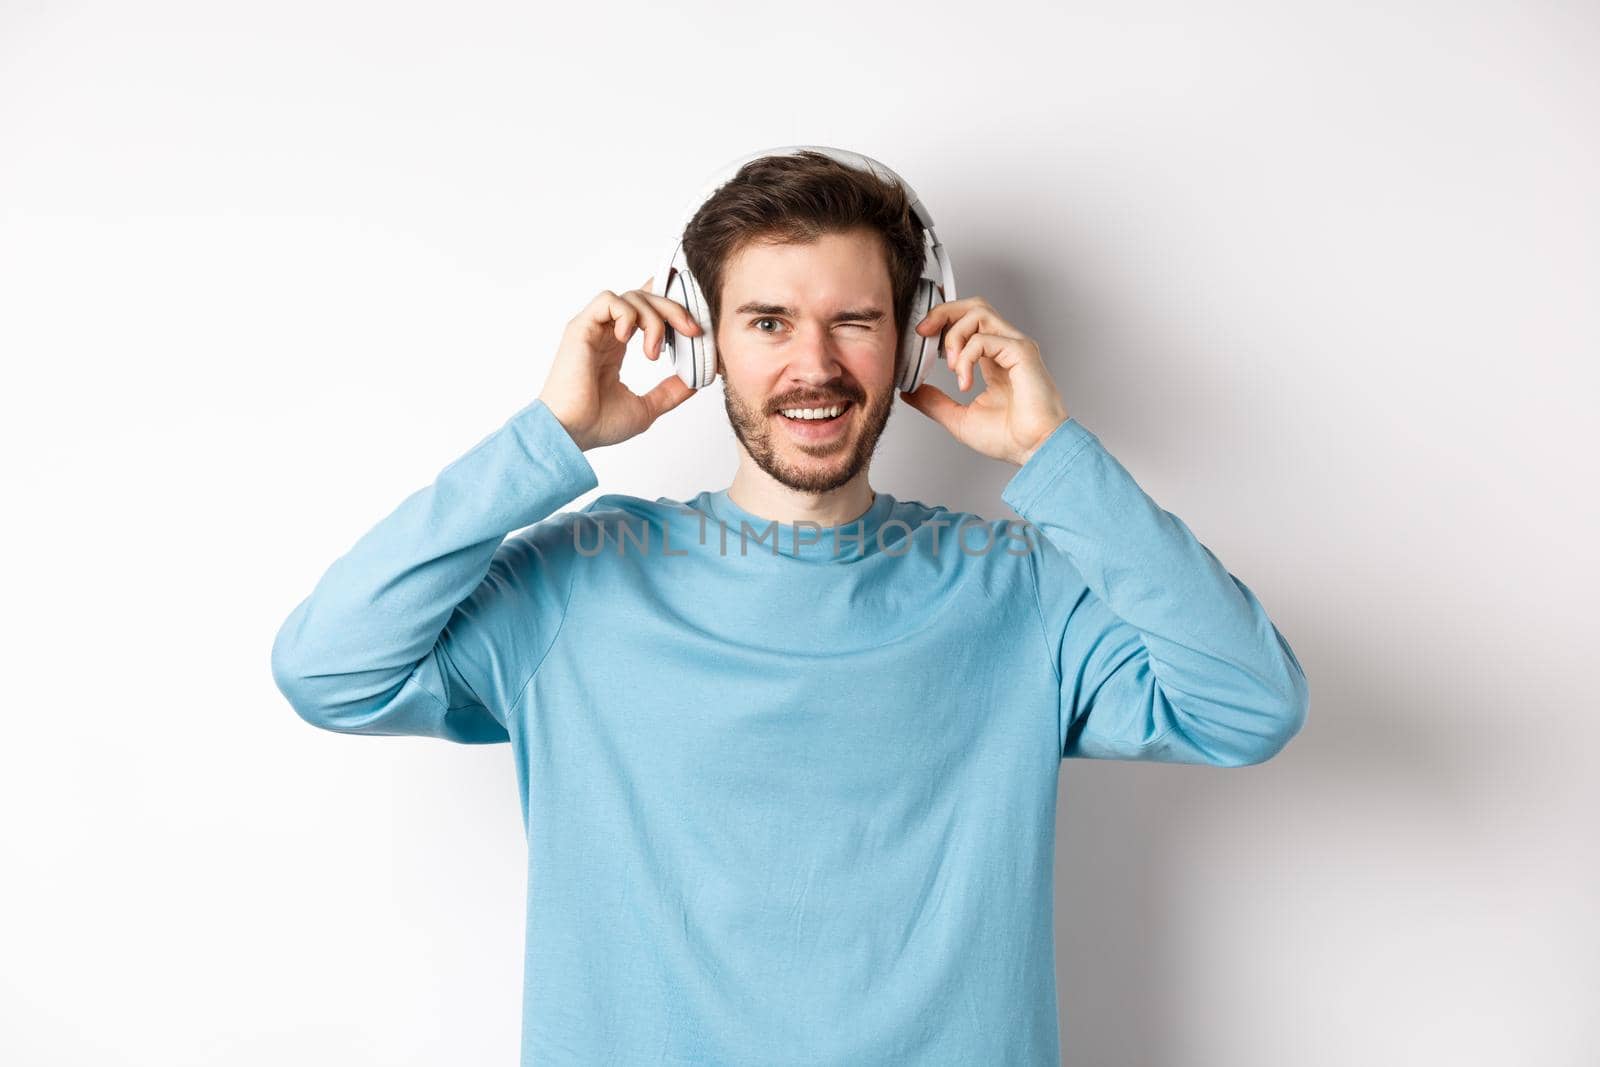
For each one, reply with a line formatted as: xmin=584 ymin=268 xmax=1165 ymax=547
xmin=768 ymin=390 xmax=863 ymax=410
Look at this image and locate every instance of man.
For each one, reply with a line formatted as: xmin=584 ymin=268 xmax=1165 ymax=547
xmin=271 ymin=150 xmax=1308 ymax=1065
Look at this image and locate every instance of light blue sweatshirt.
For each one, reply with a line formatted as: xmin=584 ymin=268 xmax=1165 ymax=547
xmin=270 ymin=397 xmax=1308 ymax=1065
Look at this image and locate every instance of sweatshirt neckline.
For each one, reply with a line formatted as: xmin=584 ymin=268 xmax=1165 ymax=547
xmin=696 ymin=487 xmax=899 ymax=564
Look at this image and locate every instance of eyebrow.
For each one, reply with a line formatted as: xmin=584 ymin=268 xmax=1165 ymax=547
xmin=733 ymin=301 xmax=887 ymax=324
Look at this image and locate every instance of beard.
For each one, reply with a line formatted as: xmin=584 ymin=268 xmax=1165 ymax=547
xmin=721 ymin=369 xmax=896 ymax=494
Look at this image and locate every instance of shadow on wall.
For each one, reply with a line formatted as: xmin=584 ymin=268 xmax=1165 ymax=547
xmin=1052 ymin=613 xmax=1471 ymax=1065
xmin=895 ymin=246 xmax=1477 ymax=1064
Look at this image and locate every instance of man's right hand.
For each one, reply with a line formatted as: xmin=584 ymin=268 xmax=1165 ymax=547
xmin=537 ymin=278 xmax=703 ymax=452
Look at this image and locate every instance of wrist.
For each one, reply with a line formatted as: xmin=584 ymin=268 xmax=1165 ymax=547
xmin=1013 ymin=414 xmax=1070 ymax=467
xmin=538 ymin=396 xmax=591 ymax=452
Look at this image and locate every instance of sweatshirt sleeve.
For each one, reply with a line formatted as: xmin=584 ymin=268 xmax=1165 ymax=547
xmin=270 ymin=398 xmax=599 ymax=744
xmin=1000 ymin=417 xmax=1309 ymax=767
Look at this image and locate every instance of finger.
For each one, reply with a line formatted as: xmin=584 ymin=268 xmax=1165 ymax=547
xmin=919 ymin=299 xmax=1024 ymax=349
xmin=639 ymin=372 xmax=695 ymax=424
xmin=942 ymin=307 xmax=987 ymax=373
xmin=610 ymin=296 xmax=640 ymax=344
xmin=584 ymin=289 xmax=635 ymax=343
xmin=630 ymin=278 xmax=681 ymax=361
xmin=619 ymin=289 xmax=670 ymax=359
xmin=974 ymin=352 xmax=1011 ymax=393
xmin=954 ymin=333 xmax=1024 ymax=391
xmin=956 ymin=339 xmax=981 ymax=392
xmin=899 ymin=381 xmax=966 ymax=436
xmin=632 ymin=289 xmax=704 ymax=342
xmin=914 ymin=296 xmax=990 ymax=336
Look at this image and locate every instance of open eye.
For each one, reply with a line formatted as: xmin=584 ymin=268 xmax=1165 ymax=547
xmin=752 ymin=317 xmax=782 ymax=333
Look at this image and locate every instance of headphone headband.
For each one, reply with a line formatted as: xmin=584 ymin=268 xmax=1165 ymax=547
xmin=664 ymin=145 xmax=939 ymax=240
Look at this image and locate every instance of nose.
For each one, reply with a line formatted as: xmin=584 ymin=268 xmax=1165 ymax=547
xmin=785 ymin=324 xmax=845 ymax=387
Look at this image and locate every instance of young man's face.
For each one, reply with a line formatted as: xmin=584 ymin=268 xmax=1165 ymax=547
xmin=715 ymin=227 xmax=899 ymax=494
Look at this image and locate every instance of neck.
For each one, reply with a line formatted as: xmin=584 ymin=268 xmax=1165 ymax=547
xmin=726 ymin=462 xmax=877 ymax=528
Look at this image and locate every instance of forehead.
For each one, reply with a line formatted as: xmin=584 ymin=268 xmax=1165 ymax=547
xmin=722 ymin=229 xmax=893 ymax=305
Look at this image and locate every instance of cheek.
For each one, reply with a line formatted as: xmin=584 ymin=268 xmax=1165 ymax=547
xmin=720 ymin=363 xmax=776 ymax=405
xmin=850 ymin=345 xmax=898 ymax=389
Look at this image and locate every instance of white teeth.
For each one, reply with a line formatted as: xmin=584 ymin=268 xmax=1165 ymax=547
xmin=779 ymin=405 xmax=845 ymax=420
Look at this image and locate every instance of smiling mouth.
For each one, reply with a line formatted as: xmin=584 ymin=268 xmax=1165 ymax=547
xmin=771 ymin=400 xmax=854 ymax=443
xmin=773 ymin=400 xmax=854 ymax=422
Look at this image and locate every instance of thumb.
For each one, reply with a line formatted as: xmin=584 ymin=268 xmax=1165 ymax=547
xmin=900 ymin=382 xmax=965 ymax=436
xmin=640 ymin=374 xmax=695 ymax=424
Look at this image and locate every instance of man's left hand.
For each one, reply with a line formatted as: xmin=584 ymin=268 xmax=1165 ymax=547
xmin=899 ymin=297 xmax=1070 ymax=467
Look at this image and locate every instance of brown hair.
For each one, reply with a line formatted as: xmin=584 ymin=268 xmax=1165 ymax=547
xmin=680 ymin=150 xmax=928 ymax=376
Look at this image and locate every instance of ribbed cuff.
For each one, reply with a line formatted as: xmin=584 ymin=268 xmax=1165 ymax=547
xmin=1000 ymin=417 xmax=1098 ymax=515
xmin=504 ymin=397 xmax=599 ymax=498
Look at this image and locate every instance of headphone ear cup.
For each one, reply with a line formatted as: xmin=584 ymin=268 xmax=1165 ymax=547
xmin=898 ymin=279 xmax=939 ymax=393
xmin=680 ymin=269 xmax=717 ymax=387
xmin=662 ymin=267 xmax=717 ymax=389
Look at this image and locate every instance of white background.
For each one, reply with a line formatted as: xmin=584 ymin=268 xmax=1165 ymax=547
xmin=3 ymin=1 xmax=1596 ymax=1063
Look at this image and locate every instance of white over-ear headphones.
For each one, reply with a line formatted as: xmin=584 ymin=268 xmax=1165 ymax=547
xmin=652 ymin=145 xmax=958 ymax=394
